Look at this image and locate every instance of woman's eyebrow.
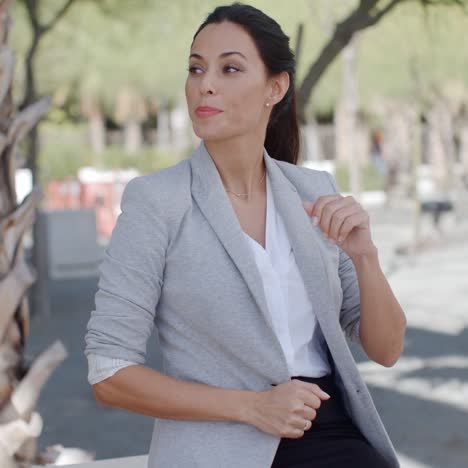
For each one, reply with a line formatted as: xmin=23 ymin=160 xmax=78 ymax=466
xmin=189 ymin=51 xmax=247 ymax=61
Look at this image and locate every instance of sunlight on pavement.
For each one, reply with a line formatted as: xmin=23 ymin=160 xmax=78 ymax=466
xmin=358 ymin=356 xmax=468 ymax=412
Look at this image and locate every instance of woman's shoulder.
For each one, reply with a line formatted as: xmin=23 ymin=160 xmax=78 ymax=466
xmin=138 ymin=158 xmax=191 ymax=194
xmin=122 ymin=159 xmax=192 ymax=219
xmin=128 ymin=158 xmax=190 ymax=195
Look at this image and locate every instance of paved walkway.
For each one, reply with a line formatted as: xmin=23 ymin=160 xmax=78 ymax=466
xmin=351 ymin=201 xmax=468 ymax=467
xmin=25 ymin=201 xmax=468 ymax=467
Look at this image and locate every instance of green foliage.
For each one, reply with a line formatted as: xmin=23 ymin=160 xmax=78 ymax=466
xmin=11 ymin=0 xmax=220 ymax=111
xmin=38 ymin=123 xmax=177 ymax=186
xmin=38 ymin=123 xmax=91 ymax=186
xmin=334 ymin=162 xmax=386 ymax=192
xmin=96 ymin=145 xmax=176 ymax=175
xmin=10 ymin=0 xmax=468 ymax=117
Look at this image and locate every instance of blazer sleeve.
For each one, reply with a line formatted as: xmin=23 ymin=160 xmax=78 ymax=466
xmin=322 ymin=171 xmax=362 ymax=346
xmin=84 ymin=176 xmax=168 ymax=365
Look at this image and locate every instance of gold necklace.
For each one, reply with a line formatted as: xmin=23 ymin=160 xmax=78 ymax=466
xmin=224 ymin=168 xmax=266 ymax=198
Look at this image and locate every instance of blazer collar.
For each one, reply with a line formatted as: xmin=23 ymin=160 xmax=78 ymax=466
xmin=190 ymin=140 xmax=336 ymax=379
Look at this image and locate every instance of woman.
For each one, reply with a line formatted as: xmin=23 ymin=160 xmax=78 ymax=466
xmin=84 ymin=3 xmax=406 ymax=467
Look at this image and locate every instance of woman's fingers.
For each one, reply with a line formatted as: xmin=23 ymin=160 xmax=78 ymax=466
xmin=334 ymin=210 xmax=368 ymax=244
xmin=305 ymin=195 xmax=365 ymax=242
xmin=292 ymin=379 xmax=330 ymax=426
xmin=316 ymin=195 xmax=349 ymax=237
xmin=292 ymin=379 xmax=331 ymax=401
xmin=254 ymin=379 xmax=332 ymax=439
xmin=291 ymin=415 xmax=313 ymax=432
xmin=302 ymin=404 xmax=317 ymax=423
xmin=328 ymin=204 xmax=362 ymax=242
xmin=297 ymin=382 xmax=331 ymax=431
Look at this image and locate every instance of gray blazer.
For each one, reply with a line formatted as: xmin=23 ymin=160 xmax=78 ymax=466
xmin=84 ymin=139 xmax=400 ymax=468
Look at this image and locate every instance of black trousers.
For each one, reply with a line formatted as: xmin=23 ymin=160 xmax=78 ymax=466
xmin=270 ymin=373 xmax=392 ymax=467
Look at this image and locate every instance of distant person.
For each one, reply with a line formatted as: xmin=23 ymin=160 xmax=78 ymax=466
xmin=84 ymin=3 xmax=406 ymax=467
xmin=371 ymin=127 xmax=387 ymax=178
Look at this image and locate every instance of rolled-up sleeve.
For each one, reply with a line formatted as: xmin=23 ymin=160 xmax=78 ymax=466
xmin=84 ymin=176 xmax=168 ymax=365
xmin=86 ymin=353 xmax=138 ymax=385
xmin=322 ymin=171 xmax=362 ymax=346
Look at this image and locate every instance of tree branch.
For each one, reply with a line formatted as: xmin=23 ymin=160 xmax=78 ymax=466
xmin=20 ymin=0 xmax=77 ymax=36
xmin=296 ymin=0 xmax=406 ymax=122
xmin=359 ymin=0 xmax=380 ymax=10
xmin=296 ymin=3 xmax=384 ymax=119
xmin=23 ymin=0 xmax=40 ymax=33
xmin=372 ymin=0 xmax=403 ymax=23
xmin=419 ymin=0 xmax=465 ymax=5
xmin=41 ymin=0 xmax=76 ymax=34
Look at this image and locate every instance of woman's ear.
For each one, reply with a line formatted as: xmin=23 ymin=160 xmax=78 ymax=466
xmin=268 ymin=71 xmax=290 ymax=105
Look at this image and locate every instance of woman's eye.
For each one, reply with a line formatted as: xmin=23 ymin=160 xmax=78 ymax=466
xmin=187 ymin=65 xmax=240 ymax=74
xmin=224 ymin=65 xmax=239 ymax=73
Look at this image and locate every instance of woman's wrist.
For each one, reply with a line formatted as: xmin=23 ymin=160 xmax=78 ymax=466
xmin=236 ymin=389 xmax=263 ymax=425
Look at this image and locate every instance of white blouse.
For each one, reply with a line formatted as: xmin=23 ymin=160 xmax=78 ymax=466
xmin=87 ymin=171 xmax=331 ymax=385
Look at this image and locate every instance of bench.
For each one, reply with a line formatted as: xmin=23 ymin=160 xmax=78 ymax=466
xmin=420 ymin=199 xmax=454 ymax=229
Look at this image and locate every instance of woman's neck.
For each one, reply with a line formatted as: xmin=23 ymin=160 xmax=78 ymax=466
xmin=204 ymin=137 xmax=266 ymax=198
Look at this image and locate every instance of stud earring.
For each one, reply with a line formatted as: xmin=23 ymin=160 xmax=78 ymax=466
xmin=266 ymin=102 xmax=270 ymax=107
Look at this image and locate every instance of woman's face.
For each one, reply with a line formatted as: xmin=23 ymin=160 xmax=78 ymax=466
xmin=185 ymin=21 xmax=283 ymax=142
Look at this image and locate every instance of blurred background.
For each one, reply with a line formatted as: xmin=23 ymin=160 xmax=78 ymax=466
xmin=0 ymin=0 xmax=467 ymax=466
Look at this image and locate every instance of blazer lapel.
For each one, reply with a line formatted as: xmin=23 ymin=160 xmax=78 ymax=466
xmin=190 ymin=140 xmax=337 ymax=376
xmin=264 ymin=154 xmax=339 ymax=343
xmin=190 ymin=140 xmax=290 ymax=375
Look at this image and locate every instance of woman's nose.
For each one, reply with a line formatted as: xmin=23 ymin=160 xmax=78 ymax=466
xmin=199 ymin=73 xmax=216 ymax=95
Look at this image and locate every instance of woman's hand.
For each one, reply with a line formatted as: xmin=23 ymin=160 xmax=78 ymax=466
xmin=303 ymin=195 xmax=377 ymax=259
xmin=246 ymin=379 xmax=330 ymax=438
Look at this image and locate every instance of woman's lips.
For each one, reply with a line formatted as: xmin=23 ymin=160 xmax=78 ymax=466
xmin=195 ymin=107 xmax=223 ymax=118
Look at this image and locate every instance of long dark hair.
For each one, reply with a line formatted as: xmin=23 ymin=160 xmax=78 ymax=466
xmin=191 ymin=2 xmax=300 ymax=165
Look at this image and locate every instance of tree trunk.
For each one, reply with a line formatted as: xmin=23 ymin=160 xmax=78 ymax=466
xmin=427 ymin=102 xmax=450 ymax=193
xmin=335 ymin=35 xmax=362 ymax=195
xmin=123 ymin=119 xmax=142 ymax=154
xmin=0 ymin=2 xmax=93 ymax=465
xmin=296 ymin=0 xmax=403 ymax=123
xmin=114 ymin=85 xmax=146 ymax=154
xmin=460 ymin=117 xmax=468 ymax=186
xmin=80 ymin=92 xmax=106 ymax=157
xmin=90 ymin=112 xmax=105 ymax=154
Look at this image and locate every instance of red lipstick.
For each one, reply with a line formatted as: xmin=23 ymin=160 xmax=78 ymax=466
xmin=195 ymin=106 xmax=223 ymax=118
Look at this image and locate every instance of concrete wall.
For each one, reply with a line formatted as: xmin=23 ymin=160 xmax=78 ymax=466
xmin=32 ymin=455 xmax=148 ymax=468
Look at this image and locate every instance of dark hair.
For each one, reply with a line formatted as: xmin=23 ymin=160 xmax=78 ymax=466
xmin=191 ymin=2 xmax=300 ymax=165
